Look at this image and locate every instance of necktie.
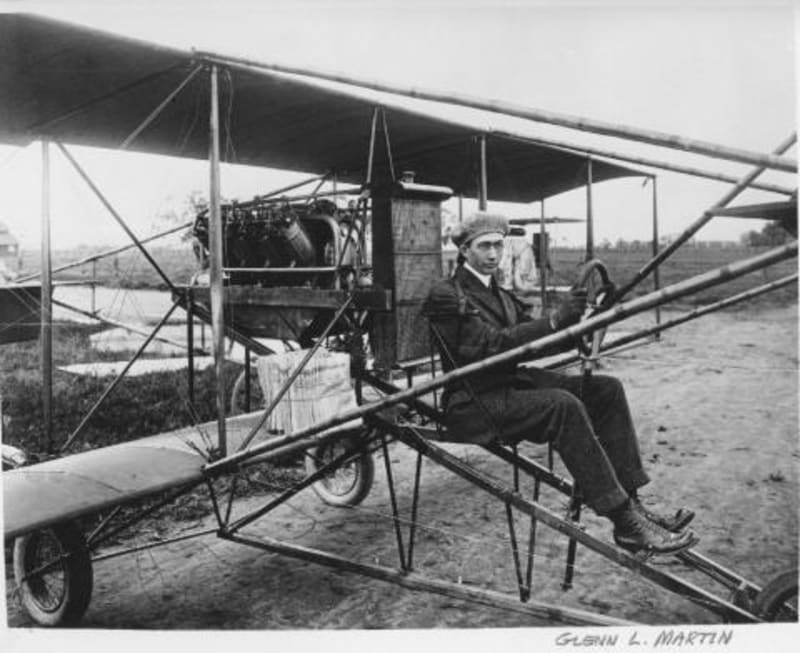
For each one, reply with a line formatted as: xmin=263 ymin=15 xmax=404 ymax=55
xmin=490 ymin=277 xmax=501 ymax=299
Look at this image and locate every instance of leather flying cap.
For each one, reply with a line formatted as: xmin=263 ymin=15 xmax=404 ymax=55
xmin=451 ymin=212 xmax=509 ymax=247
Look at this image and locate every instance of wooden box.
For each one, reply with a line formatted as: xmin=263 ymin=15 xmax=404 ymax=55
xmin=370 ymin=180 xmax=452 ymax=369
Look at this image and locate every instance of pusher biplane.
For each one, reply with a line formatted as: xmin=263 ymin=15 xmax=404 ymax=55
xmin=1 ymin=13 xmax=798 ymax=628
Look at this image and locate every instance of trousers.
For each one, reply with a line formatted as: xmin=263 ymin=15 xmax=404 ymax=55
xmin=497 ymin=368 xmax=650 ymax=514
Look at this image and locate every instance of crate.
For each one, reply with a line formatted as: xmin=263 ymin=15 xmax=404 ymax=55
xmin=370 ymin=180 xmax=452 ymax=369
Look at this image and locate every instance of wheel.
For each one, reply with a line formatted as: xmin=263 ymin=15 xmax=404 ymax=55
xmin=305 ymin=431 xmax=375 ymax=507
xmin=13 ymin=521 xmax=93 ymax=627
xmin=230 ymin=366 xmax=264 ymax=415
xmin=573 ymin=259 xmax=616 ymax=356
xmin=754 ymin=568 xmax=798 ymax=622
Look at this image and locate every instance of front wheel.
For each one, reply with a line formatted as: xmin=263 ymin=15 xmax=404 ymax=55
xmin=305 ymin=432 xmax=375 ymax=507
xmin=13 ymin=521 xmax=93 ymax=627
xmin=754 ymin=568 xmax=798 ymax=622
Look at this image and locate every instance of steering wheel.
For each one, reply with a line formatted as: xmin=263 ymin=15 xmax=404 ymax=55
xmin=572 ymin=259 xmax=616 ymax=358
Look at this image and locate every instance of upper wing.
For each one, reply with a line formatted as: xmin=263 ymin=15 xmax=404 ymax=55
xmin=0 ymin=13 xmax=639 ymax=203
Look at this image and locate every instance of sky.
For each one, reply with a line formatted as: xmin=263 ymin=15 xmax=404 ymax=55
xmin=0 ymin=0 xmax=796 ymax=253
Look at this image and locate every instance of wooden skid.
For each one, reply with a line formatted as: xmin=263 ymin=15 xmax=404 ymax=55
xmin=219 ymin=532 xmax=636 ymax=627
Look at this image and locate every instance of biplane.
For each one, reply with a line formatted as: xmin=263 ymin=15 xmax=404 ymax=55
xmin=1 ymin=13 xmax=798 ymax=629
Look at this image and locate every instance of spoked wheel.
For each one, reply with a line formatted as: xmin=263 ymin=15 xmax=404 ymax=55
xmin=13 ymin=521 xmax=93 ymax=627
xmin=305 ymin=430 xmax=375 ymax=507
xmin=754 ymin=569 xmax=798 ymax=622
xmin=573 ymin=259 xmax=616 ymax=356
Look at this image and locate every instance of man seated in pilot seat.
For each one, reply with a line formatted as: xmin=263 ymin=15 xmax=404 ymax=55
xmin=423 ymin=212 xmax=697 ymax=555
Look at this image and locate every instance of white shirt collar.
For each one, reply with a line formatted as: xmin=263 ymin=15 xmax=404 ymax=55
xmin=463 ymin=261 xmax=493 ymax=288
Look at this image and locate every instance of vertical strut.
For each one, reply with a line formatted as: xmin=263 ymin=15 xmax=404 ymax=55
xmin=186 ymin=291 xmax=195 ymax=405
xmin=478 ymin=134 xmax=488 ymax=211
xmin=505 ymin=502 xmax=527 ymax=601
xmin=651 ymin=176 xmax=662 ymax=330
xmin=40 ymin=139 xmax=53 ymax=453
xmin=585 ymin=157 xmax=594 ymax=262
xmin=523 ymin=477 xmax=541 ymax=602
xmin=406 ymin=451 xmax=424 ymax=570
xmin=562 ymin=490 xmax=582 ymax=590
xmin=511 ymin=443 xmax=520 ymax=492
xmin=538 ymin=198 xmax=547 ymax=312
xmin=208 ymin=64 xmax=227 ymax=457
xmin=381 ymin=435 xmax=407 ymax=570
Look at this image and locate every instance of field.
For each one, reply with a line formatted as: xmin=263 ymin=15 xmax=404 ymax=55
xmin=5 ymin=303 xmax=797 ymax=630
xmin=3 ymin=242 xmax=798 ymax=630
xmin=18 ymin=242 xmax=798 ymax=306
xmin=545 ymin=244 xmax=797 ymax=306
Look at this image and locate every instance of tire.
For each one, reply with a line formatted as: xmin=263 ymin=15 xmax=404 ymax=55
xmin=13 ymin=521 xmax=93 ymax=627
xmin=230 ymin=367 xmax=264 ymax=415
xmin=754 ymin=568 xmax=798 ymax=622
xmin=305 ymin=432 xmax=375 ymax=507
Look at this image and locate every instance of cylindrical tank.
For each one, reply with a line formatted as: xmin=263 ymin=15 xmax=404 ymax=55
xmin=275 ymin=215 xmax=316 ymax=266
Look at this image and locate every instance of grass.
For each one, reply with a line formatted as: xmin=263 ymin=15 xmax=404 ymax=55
xmin=546 ymin=244 xmax=797 ymax=308
xmin=1 ymin=321 xmax=306 ymax=534
xmin=0 ymin=322 xmax=241 ymax=455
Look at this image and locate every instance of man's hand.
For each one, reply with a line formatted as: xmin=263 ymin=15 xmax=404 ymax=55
xmin=549 ymin=287 xmax=588 ymax=331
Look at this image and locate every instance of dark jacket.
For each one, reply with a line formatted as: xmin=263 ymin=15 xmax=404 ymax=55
xmin=422 ymin=265 xmax=561 ymax=444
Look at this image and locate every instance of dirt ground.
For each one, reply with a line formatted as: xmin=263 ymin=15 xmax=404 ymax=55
xmin=4 ymin=305 xmax=798 ymax=629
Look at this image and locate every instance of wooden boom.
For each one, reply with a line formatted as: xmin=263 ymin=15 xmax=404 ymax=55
xmin=204 ymin=241 xmax=798 ymax=474
xmin=196 ymin=50 xmax=797 ymax=173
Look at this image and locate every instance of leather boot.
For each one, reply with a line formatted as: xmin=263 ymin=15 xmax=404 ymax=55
xmin=632 ymin=498 xmax=695 ymax=533
xmin=611 ymin=503 xmax=698 ymax=555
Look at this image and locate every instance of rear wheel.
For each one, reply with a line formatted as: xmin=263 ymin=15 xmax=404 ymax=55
xmin=13 ymin=521 xmax=93 ymax=627
xmin=755 ymin=569 xmax=798 ymax=622
xmin=305 ymin=431 xmax=375 ymax=507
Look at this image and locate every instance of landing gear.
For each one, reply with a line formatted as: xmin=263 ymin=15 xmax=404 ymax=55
xmin=13 ymin=521 xmax=93 ymax=627
xmin=305 ymin=431 xmax=375 ymax=507
xmin=755 ymin=568 xmax=798 ymax=622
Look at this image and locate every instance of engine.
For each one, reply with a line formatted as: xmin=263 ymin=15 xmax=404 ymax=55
xmin=192 ymin=198 xmax=366 ymax=289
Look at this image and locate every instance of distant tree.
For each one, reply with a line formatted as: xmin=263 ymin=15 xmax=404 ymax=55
xmin=741 ymin=221 xmax=790 ymax=247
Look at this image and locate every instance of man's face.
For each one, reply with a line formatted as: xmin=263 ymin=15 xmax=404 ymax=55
xmin=461 ymin=232 xmax=505 ymax=275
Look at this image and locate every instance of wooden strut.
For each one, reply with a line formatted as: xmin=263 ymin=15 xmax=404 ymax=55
xmin=40 ymin=139 xmax=53 ymax=453
xmin=366 ymin=106 xmax=379 ymax=185
xmin=219 ymin=531 xmax=634 ymax=627
xmin=380 ymin=433 xmax=408 ymax=570
xmin=651 ymin=176 xmax=662 ymax=327
xmin=383 ymin=418 xmax=759 ymax=623
xmin=218 ymin=395 xmax=761 ymax=623
xmin=208 ymin=64 xmax=226 ymax=456
xmin=204 ymin=241 xmax=798 ymax=475
xmin=195 ymin=51 xmax=797 ymax=173
xmin=483 ymin=443 xmax=766 ymax=600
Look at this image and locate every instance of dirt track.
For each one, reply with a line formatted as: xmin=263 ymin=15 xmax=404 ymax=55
xmin=4 ymin=305 xmax=798 ymax=629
